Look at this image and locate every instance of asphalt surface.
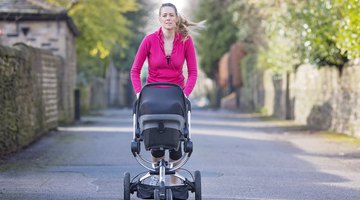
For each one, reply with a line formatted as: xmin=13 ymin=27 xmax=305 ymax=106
xmin=1 ymin=108 xmax=360 ymax=200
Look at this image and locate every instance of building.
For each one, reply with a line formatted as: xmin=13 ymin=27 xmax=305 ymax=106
xmin=0 ymin=0 xmax=79 ymax=58
xmin=0 ymin=0 xmax=80 ymax=123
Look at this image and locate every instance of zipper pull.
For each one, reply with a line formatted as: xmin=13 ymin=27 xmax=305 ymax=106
xmin=166 ymin=55 xmax=170 ymax=64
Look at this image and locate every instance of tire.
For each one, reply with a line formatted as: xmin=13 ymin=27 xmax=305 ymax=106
xmin=154 ymin=189 xmax=160 ymax=200
xmin=194 ymin=170 xmax=202 ymax=200
xmin=124 ymin=172 xmax=131 ymax=200
xmin=166 ymin=188 xmax=173 ymax=200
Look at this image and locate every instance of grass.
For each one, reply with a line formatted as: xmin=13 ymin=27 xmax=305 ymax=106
xmin=320 ymin=132 xmax=360 ymax=144
xmin=255 ymin=111 xmax=360 ymax=144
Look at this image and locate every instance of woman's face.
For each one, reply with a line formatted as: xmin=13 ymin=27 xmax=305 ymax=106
xmin=159 ymin=6 xmax=178 ymax=30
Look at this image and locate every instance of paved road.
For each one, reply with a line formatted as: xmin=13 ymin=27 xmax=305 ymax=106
xmin=1 ymin=108 xmax=360 ymax=200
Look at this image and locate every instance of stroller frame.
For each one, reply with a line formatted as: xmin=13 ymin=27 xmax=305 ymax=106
xmin=124 ymin=82 xmax=201 ymax=200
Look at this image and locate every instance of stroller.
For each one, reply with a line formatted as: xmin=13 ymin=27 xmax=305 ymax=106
xmin=124 ymin=82 xmax=201 ymax=200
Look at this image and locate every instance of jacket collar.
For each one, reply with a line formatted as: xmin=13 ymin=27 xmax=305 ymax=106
xmin=156 ymin=27 xmax=183 ymax=44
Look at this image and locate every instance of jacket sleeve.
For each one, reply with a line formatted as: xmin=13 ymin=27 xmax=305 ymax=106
xmin=183 ymin=37 xmax=198 ymax=97
xmin=130 ymin=36 xmax=150 ymax=94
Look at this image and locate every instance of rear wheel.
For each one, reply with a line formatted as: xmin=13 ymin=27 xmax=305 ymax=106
xmin=123 ymin=172 xmax=131 ymax=200
xmin=154 ymin=189 xmax=160 ymax=200
xmin=194 ymin=171 xmax=201 ymax=200
xmin=166 ymin=188 xmax=173 ymax=200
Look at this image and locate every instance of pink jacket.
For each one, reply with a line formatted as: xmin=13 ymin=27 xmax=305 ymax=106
xmin=130 ymin=28 xmax=198 ymax=97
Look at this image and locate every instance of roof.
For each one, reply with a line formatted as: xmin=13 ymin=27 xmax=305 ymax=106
xmin=0 ymin=0 xmax=80 ymax=36
xmin=0 ymin=0 xmax=65 ymax=14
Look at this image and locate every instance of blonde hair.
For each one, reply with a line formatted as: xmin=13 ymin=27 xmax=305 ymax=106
xmin=159 ymin=3 xmax=205 ymax=42
xmin=177 ymin=15 xmax=200 ymax=41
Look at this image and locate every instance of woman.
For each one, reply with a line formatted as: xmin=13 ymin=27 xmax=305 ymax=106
xmin=130 ymin=3 xmax=198 ymax=97
xmin=130 ymin=3 xmax=199 ymax=185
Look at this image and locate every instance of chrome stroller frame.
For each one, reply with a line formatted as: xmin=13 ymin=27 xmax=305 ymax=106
xmin=124 ymin=82 xmax=201 ymax=200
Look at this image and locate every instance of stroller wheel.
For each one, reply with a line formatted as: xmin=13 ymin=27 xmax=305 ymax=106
xmin=123 ymin=172 xmax=131 ymax=200
xmin=195 ymin=171 xmax=202 ymax=200
xmin=166 ymin=188 xmax=173 ymax=200
xmin=154 ymin=189 xmax=160 ymax=200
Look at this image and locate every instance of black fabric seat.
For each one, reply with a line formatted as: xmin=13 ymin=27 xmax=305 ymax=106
xmin=138 ymin=85 xmax=186 ymax=116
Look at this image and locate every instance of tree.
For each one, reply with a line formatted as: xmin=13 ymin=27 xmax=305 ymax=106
xmin=195 ymin=0 xmax=238 ymax=78
xmin=335 ymin=0 xmax=360 ymax=60
xmin=240 ymin=0 xmax=300 ymax=73
xmin=46 ymin=0 xmax=138 ymax=79
xmin=111 ymin=0 xmax=156 ymax=72
xmin=286 ymin=0 xmax=348 ymax=68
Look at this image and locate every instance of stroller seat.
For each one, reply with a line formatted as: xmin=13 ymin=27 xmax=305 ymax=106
xmin=137 ymin=83 xmax=187 ymax=151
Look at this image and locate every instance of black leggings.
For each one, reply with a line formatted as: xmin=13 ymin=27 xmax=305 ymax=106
xmin=151 ymin=144 xmax=182 ymax=160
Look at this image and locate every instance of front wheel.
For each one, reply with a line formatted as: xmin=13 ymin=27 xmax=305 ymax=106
xmin=154 ymin=189 xmax=160 ymax=200
xmin=123 ymin=172 xmax=131 ymax=200
xmin=166 ymin=188 xmax=173 ymax=200
xmin=194 ymin=170 xmax=201 ymax=200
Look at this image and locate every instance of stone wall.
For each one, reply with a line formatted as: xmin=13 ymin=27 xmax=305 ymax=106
xmin=80 ymin=77 xmax=107 ymax=113
xmin=333 ymin=61 xmax=360 ymax=136
xmin=239 ymin=60 xmax=360 ymax=137
xmin=0 ymin=43 xmax=68 ymax=155
xmin=106 ymin=63 xmax=133 ymax=107
xmin=293 ymin=62 xmax=360 ymax=137
xmin=1 ymin=20 xmax=77 ymax=125
xmin=79 ymin=68 xmax=133 ymax=114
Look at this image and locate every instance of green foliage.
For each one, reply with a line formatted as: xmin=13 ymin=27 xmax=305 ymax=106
xmin=235 ymin=0 xmax=360 ymax=74
xmin=286 ymin=0 xmax=348 ymax=68
xmin=230 ymin=1 xmax=265 ymax=50
xmin=195 ymin=0 xmax=238 ymax=78
xmin=255 ymin=2 xmax=300 ymax=73
xmin=46 ymin=0 xmax=138 ymax=79
xmin=48 ymin=0 xmax=138 ymax=58
xmin=68 ymin=0 xmax=137 ymax=59
xmin=335 ymin=0 xmax=360 ymax=59
xmin=111 ymin=0 xmax=155 ymax=72
xmin=193 ymin=0 xmax=360 ymax=78
xmin=111 ymin=33 xmax=145 ymax=72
